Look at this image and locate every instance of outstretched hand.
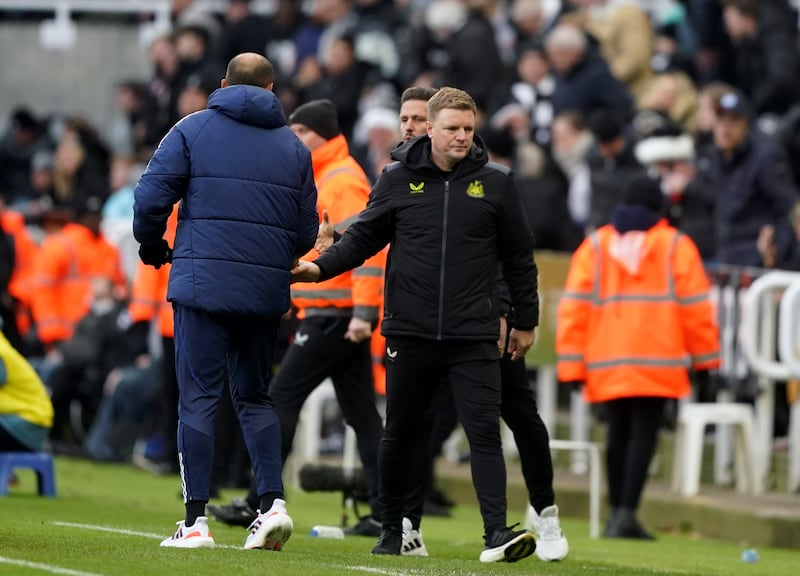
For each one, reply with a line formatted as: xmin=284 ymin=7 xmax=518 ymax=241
xmin=291 ymin=260 xmax=321 ymax=283
xmin=315 ymin=209 xmax=335 ymax=254
xmin=507 ymin=328 xmax=535 ymax=361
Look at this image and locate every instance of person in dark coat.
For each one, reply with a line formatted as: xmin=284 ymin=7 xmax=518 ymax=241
xmin=545 ymin=23 xmax=633 ymax=118
xmin=133 ymin=53 xmax=318 ymax=551
xmin=703 ymin=90 xmax=798 ymax=267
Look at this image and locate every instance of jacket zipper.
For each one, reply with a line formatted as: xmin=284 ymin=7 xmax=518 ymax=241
xmin=437 ymin=179 xmax=450 ymax=340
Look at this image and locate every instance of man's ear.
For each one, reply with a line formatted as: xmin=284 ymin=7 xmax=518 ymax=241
xmin=267 ymin=82 xmax=274 ymax=91
xmin=221 ymin=78 xmax=228 ymax=89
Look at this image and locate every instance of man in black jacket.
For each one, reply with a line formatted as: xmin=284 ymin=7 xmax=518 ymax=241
xmin=292 ymin=87 xmax=538 ymax=563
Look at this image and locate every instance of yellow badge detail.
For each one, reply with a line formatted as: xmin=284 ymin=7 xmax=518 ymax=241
xmin=409 ymin=181 xmax=425 ymax=194
xmin=466 ymin=180 xmax=484 ymax=198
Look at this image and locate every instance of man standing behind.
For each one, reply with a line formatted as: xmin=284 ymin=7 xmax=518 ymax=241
xmin=293 ymin=87 xmax=538 ymax=563
xmin=133 ymin=53 xmax=318 ymax=550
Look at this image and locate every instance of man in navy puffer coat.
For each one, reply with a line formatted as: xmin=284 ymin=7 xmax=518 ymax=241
xmin=133 ymin=53 xmax=318 ymax=550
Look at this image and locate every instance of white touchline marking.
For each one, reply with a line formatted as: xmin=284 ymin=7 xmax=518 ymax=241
xmin=343 ymin=567 xmax=396 ymax=575
xmin=52 ymin=522 xmax=240 ymax=550
xmin=0 ymin=555 xmax=104 ymax=576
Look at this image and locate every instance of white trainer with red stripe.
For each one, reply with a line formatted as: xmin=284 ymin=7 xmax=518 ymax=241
xmin=244 ymin=499 xmax=294 ymax=551
xmin=160 ymin=516 xmax=215 ymax=548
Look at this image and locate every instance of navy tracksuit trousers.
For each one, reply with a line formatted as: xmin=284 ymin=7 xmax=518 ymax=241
xmin=173 ymin=303 xmax=283 ymax=504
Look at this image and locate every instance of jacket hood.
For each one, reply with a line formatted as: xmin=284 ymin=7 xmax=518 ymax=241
xmin=391 ymin=133 xmax=489 ymax=172
xmin=207 ymin=85 xmax=286 ymax=129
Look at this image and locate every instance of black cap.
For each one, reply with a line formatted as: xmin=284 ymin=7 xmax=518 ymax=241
xmin=288 ymin=99 xmax=342 ymax=140
xmin=587 ymin=108 xmax=626 ymax=144
xmin=480 ymin=126 xmax=516 ymax=159
xmin=714 ymin=91 xmax=751 ymax=118
xmin=623 ymin=174 xmax=665 ymax=214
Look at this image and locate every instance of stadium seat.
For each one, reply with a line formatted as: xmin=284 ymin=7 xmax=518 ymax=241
xmin=671 ymin=403 xmax=756 ymax=497
xmin=0 ymin=451 xmax=56 ymax=497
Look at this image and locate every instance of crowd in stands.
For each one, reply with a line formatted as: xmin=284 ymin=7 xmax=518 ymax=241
xmin=2 ymin=0 xmax=800 ymax=482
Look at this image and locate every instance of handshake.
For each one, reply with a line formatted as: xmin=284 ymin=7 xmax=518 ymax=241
xmin=138 ymin=239 xmax=173 ymax=269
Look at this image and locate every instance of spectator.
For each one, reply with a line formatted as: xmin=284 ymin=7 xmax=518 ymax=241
xmin=563 ymin=0 xmax=654 ymax=100
xmin=634 ymin=116 xmax=717 ymax=260
xmin=0 ymin=198 xmax=38 ymax=353
xmin=51 ymin=117 xmax=111 ymax=216
xmin=556 ymin=173 xmax=720 ymax=539
xmin=550 ymin=111 xmax=593 ymax=233
xmin=504 ymin=38 xmax=556 ymax=146
xmin=0 ymin=325 xmax=53 ymax=453
xmin=30 ymin=196 xmax=126 ymax=352
xmin=718 ymin=0 xmax=800 ymax=117
xmin=46 ymin=277 xmax=131 ymax=451
xmin=704 ymin=90 xmax=798 ymax=267
xmin=138 ymin=34 xmax=181 ymax=152
xmin=585 ymin=108 xmax=646 ymax=230
xmin=545 ymin=23 xmax=633 ymax=118
xmin=297 ymin=33 xmax=380 ymax=140
xmin=0 ymin=108 xmax=50 ymax=206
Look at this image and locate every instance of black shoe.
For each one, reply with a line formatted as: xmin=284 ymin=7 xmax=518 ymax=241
xmin=344 ymin=515 xmax=382 ymax=536
xmin=604 ymin=508 xmax=655 ymax=540
xmin=480 ymin=525 xmax=536 ymax=563
xmin=428 ymin=487 xmax=455 ymax=508
xmin=206 ymin=497 xmax=258 ymax=528
xmin=423 ymin=497 xmax=452 ymax=517
xmin=371 ymin=530 xmax=402 ymax=555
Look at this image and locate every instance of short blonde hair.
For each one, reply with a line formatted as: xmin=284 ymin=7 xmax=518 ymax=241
xmin=427 ymin=87 xmax=477 ymax=122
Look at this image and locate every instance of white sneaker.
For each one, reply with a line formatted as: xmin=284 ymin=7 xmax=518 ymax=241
xmin=160 ymin=516 xmax=215 ymax=548
xmin=401 ymin=517 xmax=429 ymax=557
xmin=527 ymin=504 xmax=569 ymax=561
xmin=244 ymin=499 xmax=294 ymax=551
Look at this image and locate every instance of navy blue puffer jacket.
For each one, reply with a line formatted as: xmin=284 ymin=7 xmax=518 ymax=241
xmin=133 ymin=85 xmax=318 ymax=317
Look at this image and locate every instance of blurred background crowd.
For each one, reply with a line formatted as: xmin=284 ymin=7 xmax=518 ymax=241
xmin=1 ymin=0 xmax=800 ymax=491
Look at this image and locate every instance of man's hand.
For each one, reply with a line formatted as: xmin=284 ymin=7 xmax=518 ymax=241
xmin=507 ymin=327 xmax=535 ymax=361
xmin=291 ymin=260 xmax=321 ymax=283
xmin=138 ymin=239 xmax=172 ymax=269
xmin=345 ymin=317 xmax=372 ymax=343
xmin=315 ymin=209 xmax=335 ymax=254
xmin=497 ymin=316 xmax=508 ymax=357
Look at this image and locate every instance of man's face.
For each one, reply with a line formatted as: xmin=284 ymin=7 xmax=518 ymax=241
xmin=427 ymin=108 xmax=475 ymax=170
xmin=399 ymin=99 xmax=429 ymax=142
xmin=290 ymin=124 xmax=327 ymax=151
xmin=713 ymin=113 xmax=748 ymax=154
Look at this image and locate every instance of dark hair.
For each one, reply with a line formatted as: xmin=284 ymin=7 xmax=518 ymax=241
xmin=723 ymin=0 xmax=759 ymax=18
xmin=401 ymin=86 xmax=438 ymax=105
xmin=225 ymin=53 xmax=274 ymax=88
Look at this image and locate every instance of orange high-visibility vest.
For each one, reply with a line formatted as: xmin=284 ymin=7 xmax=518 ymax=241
xmin=1 ymin=210 xmax=38 ymax=335
xmin=556 ymin=221 xmax=720 ymax=403
xmin=30 ymin=223 xmax=126 ymax=345
xmin=291 ymin=134 xmax=386 ymax=321
xmin=128 ymin=208 xmax=178 ymax=338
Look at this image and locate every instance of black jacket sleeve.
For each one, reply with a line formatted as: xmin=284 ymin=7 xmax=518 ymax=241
xmin=497 ymin=175 xmax=539 ymax=330
xmin=314 ymin=174 xmax=394 ymax=281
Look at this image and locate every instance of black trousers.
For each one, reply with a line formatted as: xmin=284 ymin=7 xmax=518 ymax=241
xmin=382 ymin=336 xmax=506 ymax=534
xmin=499 ymin=351 xmax=555 ymax=514
xmin=268 ymin=315 xmax=384 ymax=516
xmin=604 ymin=396 xmax=667 ymax=510
xmin=404 ymin=341 xmax=556 ymax=528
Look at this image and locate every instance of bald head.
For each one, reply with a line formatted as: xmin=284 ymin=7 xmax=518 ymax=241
xmin=225 ymin=53 xmax=274 ymax=88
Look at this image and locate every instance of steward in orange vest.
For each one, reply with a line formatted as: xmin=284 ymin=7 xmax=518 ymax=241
xmin=556 ymin=174 xmax=720 ymax=540
xmin=30 ymin=199 xmax=126 ymax=348
xmin=1 ymin=205 xmax=38 ymax=349
xmin=128 ymin=207 xmax=178 ymax=339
